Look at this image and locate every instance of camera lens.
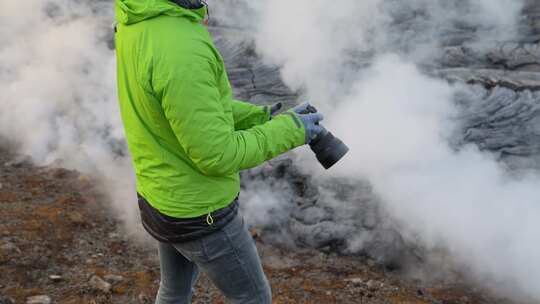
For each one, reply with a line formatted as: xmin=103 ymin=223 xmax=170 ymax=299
xmin=309 ymin=131 xmax=349 ymax=169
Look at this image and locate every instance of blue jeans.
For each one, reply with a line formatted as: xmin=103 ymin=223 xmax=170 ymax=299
xmin=155 ymin=214 xmax=272 ymax=304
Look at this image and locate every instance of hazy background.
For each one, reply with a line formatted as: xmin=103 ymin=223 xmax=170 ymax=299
xmin=2 ymin=0 xmax=540 ymax=301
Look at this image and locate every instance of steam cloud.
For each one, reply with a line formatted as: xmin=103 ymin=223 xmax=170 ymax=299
xmin=0 ymin=0 xmax=142 ymax=236
xmin=2 ymin=0 xmax=539 ymax=301
xmin=216 ymin=0 xmax=540 ymax=300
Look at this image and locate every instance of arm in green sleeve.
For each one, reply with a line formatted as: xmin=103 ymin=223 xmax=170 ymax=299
xmin=158 ymin=60 xmax=305 ymax=177
xmin=230 ymin=99 xmax=271 ymax=130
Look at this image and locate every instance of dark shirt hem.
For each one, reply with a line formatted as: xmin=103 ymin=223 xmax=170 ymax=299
xmin=137 ymin=193 xmax=239 ymax=243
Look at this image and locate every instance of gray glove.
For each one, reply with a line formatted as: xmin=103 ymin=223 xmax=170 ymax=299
xmin=298 ymin=113 xmax=325 ymax=144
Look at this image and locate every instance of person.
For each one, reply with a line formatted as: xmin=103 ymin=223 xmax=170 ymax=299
xmin=114 ymin=0 xmax=325 ymax=303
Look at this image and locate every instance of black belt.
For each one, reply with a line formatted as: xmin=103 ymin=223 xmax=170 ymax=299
xmin=137 ymin=193 xmax=239 ymax=243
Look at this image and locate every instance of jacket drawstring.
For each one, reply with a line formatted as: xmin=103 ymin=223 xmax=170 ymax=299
xmin=206 ymin=206 xmax=214 ymax=226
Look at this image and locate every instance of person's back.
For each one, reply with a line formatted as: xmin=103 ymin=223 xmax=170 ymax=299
xmin=115 ymin=0 xmax=325 ymax=302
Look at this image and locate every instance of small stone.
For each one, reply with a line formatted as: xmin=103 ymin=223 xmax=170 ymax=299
xmin=103 ymin=274 xmax=124 ymax=284
xmin=366 ymin=280 xmax=378 ymax=291
xmin=89 ymin=275 xmax=112 ymax=293
xmin=345 ymin=277 xmax=363 ymax=285
xmin=325 ymin=291 xmax=332 ymax=296
xmin=26 ymin=295 xmax=51 ymax=304
xmin=0 ymin=183 xmax=3 ymax=190
xmin=48 ymin=275 xmax=63 ymax=282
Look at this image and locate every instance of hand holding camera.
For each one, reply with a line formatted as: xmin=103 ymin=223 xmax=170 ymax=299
xmin=292 ymin=102 xmax=349 ymax=169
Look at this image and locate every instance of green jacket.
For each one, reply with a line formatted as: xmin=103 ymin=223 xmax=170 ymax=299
xmin=115 ymin=0 xmax=305 ymax=218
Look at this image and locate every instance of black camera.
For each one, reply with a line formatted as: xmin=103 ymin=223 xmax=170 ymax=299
xmin=301 ymin=105 xmax=349 ymax=169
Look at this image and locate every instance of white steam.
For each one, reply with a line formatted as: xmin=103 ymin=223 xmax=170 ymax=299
xmin=0 ymin=0 xmax=141 ymax=235
xmin=218 ymin=0 xmax=540 ymax=300
xmin=330 ymin=56 xmax=540 ymax=296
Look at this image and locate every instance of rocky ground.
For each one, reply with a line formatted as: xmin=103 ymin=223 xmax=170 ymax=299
xmin=0 ymin=146 xmax=522 ymax=304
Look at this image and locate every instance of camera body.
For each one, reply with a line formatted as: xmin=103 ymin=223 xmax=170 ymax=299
xmin=309 ymin=130 xmax=349 ymax=169
xmin=297 ymin=104 xmax=349 ymax=169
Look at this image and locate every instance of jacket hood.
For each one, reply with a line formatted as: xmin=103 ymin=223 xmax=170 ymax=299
xmin=115 ymin=0 xmax=207 ymax=25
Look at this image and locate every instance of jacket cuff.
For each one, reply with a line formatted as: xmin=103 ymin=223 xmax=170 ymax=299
xmin=280 ymin=111 xmax=307 ymax=146
xmin=262 ymin=105 xmax=272 ymax=122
